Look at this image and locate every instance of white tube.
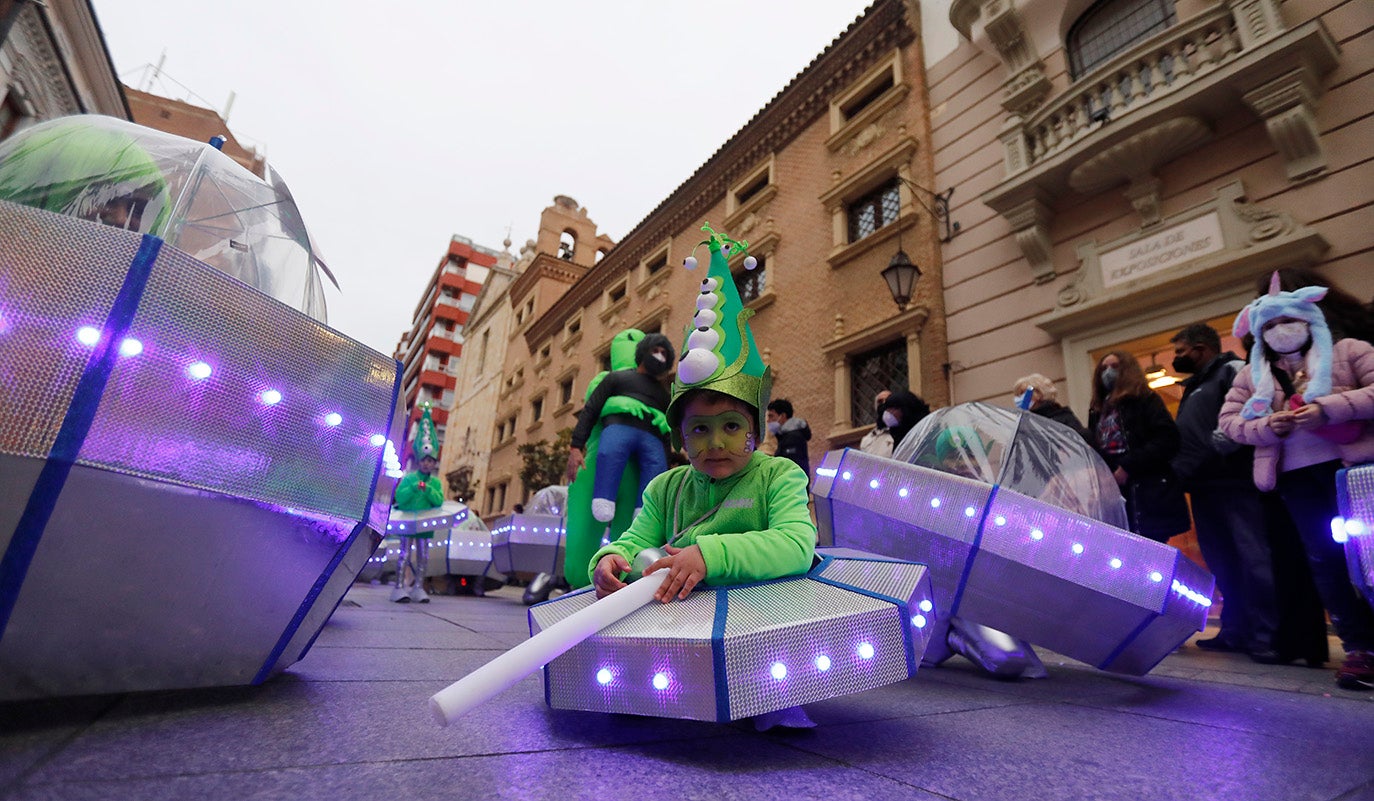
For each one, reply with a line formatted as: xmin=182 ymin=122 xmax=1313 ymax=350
xmin=428 ymin=571 xmax=668 ymax=726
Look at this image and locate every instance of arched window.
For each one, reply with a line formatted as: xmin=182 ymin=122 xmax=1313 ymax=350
xmin=1067 ymin=0 xmax=1176 ymax=79
xmin=558 ymin=231 xmax=577 ymax=261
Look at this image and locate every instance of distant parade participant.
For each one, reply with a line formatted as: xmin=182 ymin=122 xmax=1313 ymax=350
xmin=392 ymin=403 xmax=445 ymax=603
xmin=564 ymin=329 xmax=675 ymax=587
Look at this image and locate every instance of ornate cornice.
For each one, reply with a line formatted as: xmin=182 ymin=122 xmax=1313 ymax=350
xmin=535 ymin=0 xmax=916 ymax=332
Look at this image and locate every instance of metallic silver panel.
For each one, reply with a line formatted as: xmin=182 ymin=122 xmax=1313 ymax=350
xmin=535 ymin=551 xmax=929 ymax=721
xmin=0 ymin=464 xmax=356 ymax=700
xmin=1338 ymin=465 xmax=1374 ymax=607
xmin=490 ymin=513 xmax=564 ymax=575
xmin=817 ymin=447 xmax=1213 ymax=675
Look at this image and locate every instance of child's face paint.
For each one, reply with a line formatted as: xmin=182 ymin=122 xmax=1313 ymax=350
xmin=680 ymin=396 xmax=755 ymax=479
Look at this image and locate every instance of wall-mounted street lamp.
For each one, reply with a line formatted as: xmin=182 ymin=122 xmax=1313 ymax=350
xmin=881 ymin=179 xmax=958 ymax=311
xmin=882 ymin=249 xmax=921 ymax=311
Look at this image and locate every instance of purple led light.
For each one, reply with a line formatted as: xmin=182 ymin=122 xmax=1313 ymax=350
xmin=930 ymin=498 xmax=941 ymax=508
xmin=1150 ymin=571 xmax=1163 ymax=583
xmin=1030 ymin=529 xmax=1044 ymax=541
xmin=994 ymin=515 xmax=1006 ymax=526
xmin=814 ymin=654 xmax=831 ymax=671
xmin=1330 ymin=517 xmax=1345 ymax=543
xmin=963 ymin=506 xmax=976 ymax=518
xmin=857 ymin=642 xmax=875 ymax=659
xmin=841 ymin=470 xmax=853 ymax=481
xmin=868 ymin=479 xmax=880 ymax=490
xmin=76 ymin=326 xmax=101 ymax=346
xmin=370 ymin=434 xmax=386 ymax=446
xmin=596 ymin=668 xmax=613 ymax=685
xmin=898 ymin=488 xmax=909 ymax=498
xmin=118 ymin=337 xmax=143 ymax=357
xmin=912 ymin=614 xmax=927 ymax=628
xmin=651 ymin=672 xmax=670 ymax=690
xmin=1071 ymin=543 xmax=1084 ymax=555
xmin=1109 ymin=558 xmax=1123 ymax=569
xmin=324 ymin=412 xmax=343 ymax=426
xmin=918 ymin=599 xmax=933 ymax=612
xmin=770 ymin=662 xmax=787 ymax=680
xmin=187 ymin=361 xmax=213 ymax=380
xmin=260 ymin=389 xmax=283 ymax=405
xmin=1347 ymin=519 xmax=1366 ymax=536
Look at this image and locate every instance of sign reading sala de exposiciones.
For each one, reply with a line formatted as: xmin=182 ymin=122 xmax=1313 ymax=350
xmin=1099 ymin=212 xmax=1223 ymax=288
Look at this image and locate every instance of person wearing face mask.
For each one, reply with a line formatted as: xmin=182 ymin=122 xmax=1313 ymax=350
xmin=1168 ymin=323 xmax=1289 ymax=662
xmin=859 ymin=389 xmax=895 ymax=457
xmin=1088 ymin=350 xmax=1187 ymax=543
xmin=567 ymin=332 xmax=677 ymax=529
xmin=1220 ymin=273 xmax=1374 ymax=691
xmin=765 ymin=399 xmax=812 ymax=485
xmin=877 ymin=390 xmax=932 ymax=453
xmin=1012 ymin=373 xmax=1090 ymax=442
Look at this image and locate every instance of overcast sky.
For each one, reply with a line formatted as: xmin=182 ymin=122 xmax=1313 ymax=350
xmin=90 ymin=1 xmax=876 ymax=355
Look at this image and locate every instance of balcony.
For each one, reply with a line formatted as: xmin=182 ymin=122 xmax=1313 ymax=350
xmin=980 ymin=1 xmax=1339 ymax=283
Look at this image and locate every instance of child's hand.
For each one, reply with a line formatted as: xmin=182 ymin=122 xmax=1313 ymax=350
xmin=592 ymin=554 xmax=630 ymax=599
xmin=1292 ymin=403 xmax=1327 ymax=430
xmin=645 ymin=544 xmax=706 ymax=602
xmin=1269 ymin=410 xmax=1296 ymax=437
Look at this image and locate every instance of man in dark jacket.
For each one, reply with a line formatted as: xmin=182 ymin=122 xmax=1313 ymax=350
xmin=766 ymin=399 xmax=811 ymax=485
xmin=1170 ymin=323 xmax=1281 ymax=662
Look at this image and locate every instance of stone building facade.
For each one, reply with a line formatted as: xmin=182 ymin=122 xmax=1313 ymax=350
xmin=453 ymin=0 xmax=948 ymax=519
xmin=920 ymin=0 xmax=1371 ymax=415
xmin=0 ymin=0 xmax=129 ymax=138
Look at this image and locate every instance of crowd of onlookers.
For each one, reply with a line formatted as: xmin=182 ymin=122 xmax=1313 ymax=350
xmin=850 ymin=268 xmax=1374 ymax=692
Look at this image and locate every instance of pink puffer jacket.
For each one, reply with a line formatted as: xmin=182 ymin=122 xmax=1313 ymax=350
xmin=1218 ymin=338 xmax=1374 ymax=491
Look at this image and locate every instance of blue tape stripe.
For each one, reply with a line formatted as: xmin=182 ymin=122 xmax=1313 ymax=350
xmin=711 ymin=590 xmax=729 ymax=721
xmin=810 ymin=574 xmax=916 ymax=674
xmin=1097 ymin=611 xmax=1157 ymax=671
xmin=254 ymin=359 xmax=405 ymax=683
xmin=948 ymin=485 xmax=998 ymax=619
xmin=0 ymin=235 xmax=162 ymax=644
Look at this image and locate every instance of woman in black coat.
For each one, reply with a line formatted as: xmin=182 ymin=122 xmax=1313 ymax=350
xmin=1088 ymin=351 xmax=1186 ymax=542
xmin=879 ymin=390 xmax=931 ymax=454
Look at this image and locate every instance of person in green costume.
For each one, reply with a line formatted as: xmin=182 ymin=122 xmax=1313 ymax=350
xmin=563 ymin=328 xmax=675 ymax=588
xmin=391 ymin=403 xmax=445 ymax=603
xmin=0 ymin=116 xmax=171 ymax=234
xmin=588 ymin=224 xmax=817 ymax=729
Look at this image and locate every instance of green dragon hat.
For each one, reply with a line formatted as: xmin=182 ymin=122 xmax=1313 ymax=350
xmin=412 ymin=402 xmax=440 ymax=463
xmin=668 ymin=223 xmax=771 ymax=448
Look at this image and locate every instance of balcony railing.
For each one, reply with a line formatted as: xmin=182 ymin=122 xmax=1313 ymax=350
xmin=1019 ymin=6 xmax=1241 ymax=171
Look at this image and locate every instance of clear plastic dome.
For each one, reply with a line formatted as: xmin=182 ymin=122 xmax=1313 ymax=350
xmin=0 ymin=115 xmax=331 ymax=320
xmin=526 ymin=485 xmax=569 ymax=516
xmin=892 ymin=401 xmax=1128 ymax=528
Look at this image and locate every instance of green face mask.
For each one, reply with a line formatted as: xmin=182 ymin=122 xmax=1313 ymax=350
xmin=682 ymin=411 xmax=754 ymax=459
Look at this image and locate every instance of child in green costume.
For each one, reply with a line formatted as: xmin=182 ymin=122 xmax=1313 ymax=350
xmin=589 ymin=224 xmax=815 ymax=602
xmin=588 ymin=225 xmax=817 ymax=729
xmin=391 ymin=404 xmax=445 ymax=603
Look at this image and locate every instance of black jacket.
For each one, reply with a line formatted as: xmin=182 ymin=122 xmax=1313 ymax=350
xmin=570 ymin=370 xmax=670 ymax=450
xmin=1171 ymin=352 xmax=1252 ymax=488
xmin=774 ymin=417 xmax=812 ymax=479
xmin=1032 ymin=401 xmax=1090 ymax=442
xmin=1088 ymin=391 xmax=1179 ymax=479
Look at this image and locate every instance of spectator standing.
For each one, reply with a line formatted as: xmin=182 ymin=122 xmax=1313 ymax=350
xmin=1088 ymin=351 xmax=1189 ymax=543
xmin=859 ymin=389 xmax=894 ymax=456
xmin=878 ymin=390 xmax=931 ymax=453
xmin=766 ymin=399 xmax=812 ymax=484
xmin=1169 ymin=323 xmax=1284 ymax=662
xmin=1012 ymin=373 xmax=1090 ymax=441
xmin=1219 ymin=274 xmax=1374 ymax=690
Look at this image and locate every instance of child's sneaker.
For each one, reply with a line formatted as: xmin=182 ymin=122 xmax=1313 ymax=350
xmin=1336 ymin=650 xmax=1374 ymax=691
